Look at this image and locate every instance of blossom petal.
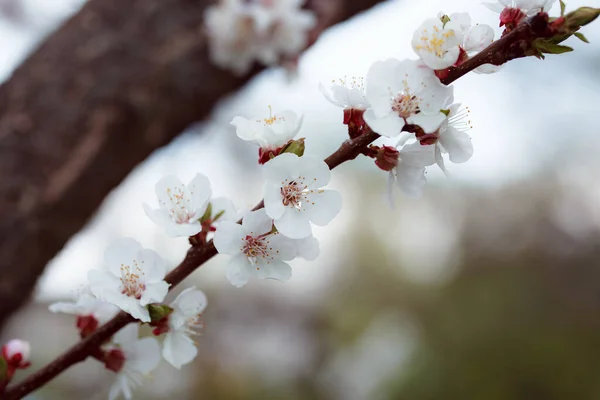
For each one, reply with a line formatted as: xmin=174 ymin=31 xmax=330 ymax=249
xmin=155 ymin=175 xmax=185 ymax=210
xmin=113 ymin=324 xmax=140 ymax=347
xmin=242 ymin=209 xmax=273 ymax=236
xmin=464 ymin=24 xmax=494 ymax=52
xmin=129 ymin=337 xmax=161 ymax=373
xmin=304 ymin=190 xmax=342 ymax=226
xmin=268 ymin=234 xmax=297 ymax=261
xmin=213 ymin=222 xmax=245 ymax=255
xmin=264 ymin=183 xmax=287 ymax=220
xmin=140 ymin=281 xmax=169 ymax=306
xmin=365 ymin=58 xmax=403 ymax=116
xmin=364 ymin=109 xmax=405 ymax=138
xmin=319 ymin=82 xmax=343 ymax=107
xmin=171 ymin=286 xmax=207 ymax=317
xmin=439 ymin=126 xmax=474 ymax=163
xmin=394 ymin=163 xmax=427 ymax=198
xmin=399 ymin=142 xmax=436 ymax=167
xmin=256 ymin=259 xmax=292 ymax=282
xmin=103 ymin=238 xmax=142 ymax=276
xmin=162 ymin=331 xmax=198 ymax=369
xmin=298 ymin=156 xmax=331 ymax=188
xmin=187 ymin=174 xmax=212 ymax=216
xmin=137 ymin=248 xmax=166 ymax=282
xmin=226 ymin=254 xmax=253 ymax=287
xmin=407 ymin=112 xmax=446 ymax=134
xmin=262 ymin=152 xmax=300 ymax=183
xmin=210 ymin=197 xmax=237 ymax=223
xmin=274 ymin=209 xmax=312 ymax=239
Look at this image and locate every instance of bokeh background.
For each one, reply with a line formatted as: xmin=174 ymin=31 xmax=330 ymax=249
xmin=2 ymin=0 xmax=600 ymax=399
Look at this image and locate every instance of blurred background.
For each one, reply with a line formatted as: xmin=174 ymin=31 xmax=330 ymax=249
xmin=2 ymin=0 xmax=600 ymax=399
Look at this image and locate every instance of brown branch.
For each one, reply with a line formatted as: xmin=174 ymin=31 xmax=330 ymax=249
xmin=0 ymin=0 xmax=389 ymax=331
xmin=3 ymin=10 xmax=574 ymax=400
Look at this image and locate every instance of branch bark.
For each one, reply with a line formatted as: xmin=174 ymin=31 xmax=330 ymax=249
xmin=0 ymin=0 xmax=388 ymax=329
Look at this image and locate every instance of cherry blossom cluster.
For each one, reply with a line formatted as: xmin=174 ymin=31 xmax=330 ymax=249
xmin=22 ymin=1 xmax=600 ymax=399
xmin=204 ymin=0 xmax=316 ymax=75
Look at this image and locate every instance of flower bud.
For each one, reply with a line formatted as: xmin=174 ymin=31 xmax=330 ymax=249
xmin=565 ymin=7 xmax=600 ymax=29
xmin=2 ymin=339 xmax=31 ymax=369
xmin=76 ymin=315 xmax=99 ymax=338
xmin=104 ymin=348 xmax=126 ymax=373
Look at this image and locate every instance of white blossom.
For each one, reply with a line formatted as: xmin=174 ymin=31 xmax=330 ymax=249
xmin=231 ymin=108 xmax=302 ymax=150
xmin=108 ymin=325 xmax=161 ymax=400
xmin=364 ymin=58 xmax=453 ymax=137
xmin=2 ymin=339 xmax=30 ymax=367
xmin=209 ymin=197 xmax=237 ymax=226
xmin=143 ymin=174 xmax=211 ymax=238
xmin=431 ymin=103 xmax=474 ymax=175
xmin=263 ymin=153 xmax=342 ymax=239
xmin=88 ymin=239 xmax=169 ymax=323
xmin=388 ymin=141 xmax=436 ymax=199
xmin=49 ymin=288 xmax=119 ymax=325
xmin=214 ymin=209 xmax=296 ymax=287
xmin=411 ymin=17 xmax=463 ymax=70
xmin=204 ymin=0 xmax=316 ymax=75
xmin=484 ymin=0 xmax=556 ymax=15
xmin=162 ymin=287 xmax=207 ymax=369
xmin=319 ymin=76 xmax=369 ymax=110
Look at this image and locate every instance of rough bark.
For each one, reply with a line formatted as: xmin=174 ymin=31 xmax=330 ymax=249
xmin=0 ymin=0 xmax=387 ymax=329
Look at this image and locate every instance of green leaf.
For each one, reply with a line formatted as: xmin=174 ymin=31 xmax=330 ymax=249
xmin=574 ymin=32 xmax=590 ymax=43
xmin=533 ymin=39 xmax=574 ymax=55
xmin=440 ymin=14 xmax=451 ymax=28
xmin=281 ymin=138 xmax=305 ymax=157
xmin=200 ymin=202 xmax=213 ymax=223
xmin=0 ymin=357 xmax=7 ymax=379
xmin=148 ymin=304 xmax=173 ymax=322
xmin=212 ymin=209 xmax=225 ymax=223
xmin=560 ymin=0 xmax=566 ymax=16
xmin=440 ymin=109 xmax=450 ymax=116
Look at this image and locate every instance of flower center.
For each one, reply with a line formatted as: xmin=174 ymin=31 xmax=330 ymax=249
xmin=280 ymin=178 xmax=317 ymax=211
xmin=166 ymin=187 xmax=196 ymax=224
xmin=120 ymin=263 xmax=146 ymax=300
xmin=259 ymin=105 xmax=284 ymax=126
xmin=414 ymin=24 xmax=456 ymax=57
xmin=242 ymin=235 xmax=271 ymax=266
xmin=333 ymin=76 xmax=365 ymax=91
xmin=391 ymin=91 xmax=420 ymax=119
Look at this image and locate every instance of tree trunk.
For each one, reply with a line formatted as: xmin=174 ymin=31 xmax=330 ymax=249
xmin=0 ymin=0 xmax=386 ymax=329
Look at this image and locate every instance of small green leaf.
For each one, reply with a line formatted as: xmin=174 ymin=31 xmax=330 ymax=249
xmin=440 ymin=109 xmax=450 ymax=116
xmin=440 ymin=14 xmax=451 ymax=28
xmin=281 ymin=138 xmax=305 ymax=157
xmin=533 ymin=39 xmax=574 ymax=54
xmin=200 ymin=202 xmax=213 ymax=223
xmin=212 ymin=209 xmax=225 ymax=223
xmin=560 ymin=0 xmax=566 ymax=16
xmin=574 ymin=32 xmax=590 ymax=43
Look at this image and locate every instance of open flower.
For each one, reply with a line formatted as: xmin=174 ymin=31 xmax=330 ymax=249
xmin=415 ymin=103 xmax=474 ymax=176
xmin=204 ymin=0 xmax=316 ymax=75
xmin=484 ymin=0 xmax=556 ymax=15
xmin=319 ymin=76 xmax=370 ymax=128
xmin=231 ymin=108 xmax=302 ymax=148
xmin=162 ymin=287 xmax=207 ymax=369
xmin=88 ymin=238 xmax=169 ymax=323
xmin=107 ymin=325 xmax=161 ymax=400
xmin=411 ymin=17 xmax=464 ymax=69
xmin=364 ymin=58 xmax=453 ymax=137
xmin=262 ymin=153 xmax=342 ymax=239
xmin=49 ymin=288 xmax=119 ymax=336
xmin=214 ymin=209 xmax=296 ymax=287
xmin=143 ymin=174 xmax=212 ymax=238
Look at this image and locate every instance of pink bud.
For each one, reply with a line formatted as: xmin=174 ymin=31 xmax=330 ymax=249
xmin=2 ymin=339 xmax=31 ymax=368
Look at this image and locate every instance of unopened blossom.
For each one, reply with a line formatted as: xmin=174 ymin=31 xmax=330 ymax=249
xmin=143 ymin=174 xmax=212 ymax=238
xmin=162 ymin=287 xmax=207 ymax=369
xmin=2 ymin=339 xmax=31 ymax=369
xmin=214 ymin=209 xmax=296 ymax=287
xmin=231 ymin=107 xmax=303 ymax=161
xmin=263 ymin=153 xmax=342 ymax=239
xmin=364 ymin=58 xmax=453 ymax=137
xmin=88 ymin=238 xmax=169 ymax=323
xmin=49 ymin=289 xmax=119 ymax=336
xmin=107 ymin=325 xmax=161 ymax=400
xmin=204 ymin=0 xmax=316 ymax=75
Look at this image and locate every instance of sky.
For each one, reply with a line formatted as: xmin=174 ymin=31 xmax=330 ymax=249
xmin=0 ymin=0 xmax=598 ymax=297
